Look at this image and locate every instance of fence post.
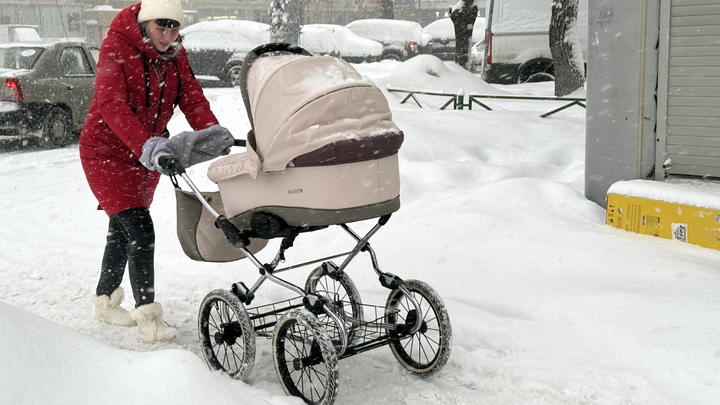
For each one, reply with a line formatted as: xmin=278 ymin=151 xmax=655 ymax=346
xmin=456 ymin=89 xmax=465 ymax=110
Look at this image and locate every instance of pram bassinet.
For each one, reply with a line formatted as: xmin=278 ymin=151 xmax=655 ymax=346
xmin=206 ymin=46 xmax=404 ymax=230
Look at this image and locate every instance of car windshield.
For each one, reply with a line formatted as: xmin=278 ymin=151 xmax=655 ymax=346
xmin=0 ymin=47 xmax=44 ymax=69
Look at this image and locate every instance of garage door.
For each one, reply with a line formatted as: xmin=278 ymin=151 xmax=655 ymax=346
xmin=657 ymin=0 xmax=720 ymax=178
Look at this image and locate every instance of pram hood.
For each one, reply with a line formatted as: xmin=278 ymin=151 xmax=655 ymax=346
xmin=208 ymin=54 xmax=402 ymax=182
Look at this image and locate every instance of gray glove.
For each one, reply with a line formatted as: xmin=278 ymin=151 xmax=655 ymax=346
xmin=140 ymin=125 xmax=235 ymax=175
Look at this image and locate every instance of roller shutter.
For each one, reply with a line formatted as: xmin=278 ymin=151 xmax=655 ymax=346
xmin=660 ymin=0 xmax=720 ymax=178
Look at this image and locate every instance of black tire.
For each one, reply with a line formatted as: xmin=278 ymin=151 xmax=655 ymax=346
xmin=305 ymin=266 xmax=364 ymax=346
xmin=198 ymin=289 xmax=256 ymax=381
xmin=385 ymin=279 xmax=452 ymax=376
xmin=381 ymin=52 xmax=402 ymax=61
xmin=223 ymin=63 xmax=242 ymax=87
xmin=43 ymin=107 xmax=72 ymax=147
xmin=516 ymin=59 xmax=554 ymax=84
xmin=273 ymin=308 xmax=339 ymax=405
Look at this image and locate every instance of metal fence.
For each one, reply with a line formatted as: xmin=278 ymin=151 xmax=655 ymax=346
xmin=386 ymin=87 xmax=586 ymax=118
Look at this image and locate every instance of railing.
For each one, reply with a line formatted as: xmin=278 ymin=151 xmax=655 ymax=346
xmin=386 ymin=87 xmax=586 ymax=118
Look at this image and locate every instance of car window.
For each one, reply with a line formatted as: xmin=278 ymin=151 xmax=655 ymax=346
xmin=61 ymin=47 xmax=94 ymax=76
xmin=87 ymin=46 xmax=100 ymax=65
xmin=0 ymin=47 xmax=44 ymax=69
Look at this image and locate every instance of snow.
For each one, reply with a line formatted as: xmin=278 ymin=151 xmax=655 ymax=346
xmin=2 ymin=56 xmax=720 ymax=405
xmin=378 ymin=55 xmax=508 ymax=97
xmin=610 ymin=179 xmax=720 ymax=211
xmin=180 ymin=20 xmax=382 ymax=60
xmin=346 ymin=19 xmax=432 ymax=47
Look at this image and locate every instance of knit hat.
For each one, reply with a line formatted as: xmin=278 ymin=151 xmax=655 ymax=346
xmin=138 ymin=0 xmax=184 ymax=27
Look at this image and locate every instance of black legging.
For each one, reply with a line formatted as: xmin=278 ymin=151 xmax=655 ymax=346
xmin=96 ymin=207 xmax=155 ymax=308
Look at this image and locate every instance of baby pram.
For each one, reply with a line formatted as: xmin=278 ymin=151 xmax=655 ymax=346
xmin=165 ymin=43 xmax=451 ymax=405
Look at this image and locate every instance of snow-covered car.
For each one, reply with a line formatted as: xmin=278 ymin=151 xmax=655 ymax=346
xmin=301 ymin=24 xmax=382 ymax=63
xmin=181 ymin=20 xmax=270 ymax=86
xmin=423 ymin=17 xmax=485 ymax=61
xmin=345 ymin=19 xmax=433 ymax=61
xmin=182 ymin=20 xmax=385 ymax=86
xmin=0 ymin=40 xmax=97 ymax=148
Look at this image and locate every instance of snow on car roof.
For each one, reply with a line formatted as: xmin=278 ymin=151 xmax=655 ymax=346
xmin=423 ymin=17 xmax=486 ymax=42
xmin=345 ymin=19 xmax=427 ymax=44
xmin=302 ymin=24 xmax=382 ymax=57
xmin=180 ymin=20 xmax=270 ymax=52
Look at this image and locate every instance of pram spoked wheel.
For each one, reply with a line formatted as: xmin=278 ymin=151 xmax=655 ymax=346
xmin=198 ymin=289 xmax=256 ymax=381
xmin=273 ymin=308 xmax=340 ymax=405
xmin=385 ymin=279 xmax=452 ymax=375
xmin=305 ymin=264 xmax=364 ymax=346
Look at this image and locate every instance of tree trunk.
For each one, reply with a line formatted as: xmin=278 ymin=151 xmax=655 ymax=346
xmin=270 ymin=0 xmax=304 ymax=45
xmin=379 ymin=0 xmax=394 ymax=19
xmin=450 ymin=0 xmax=478 ymax=70
xmin=549 ymin=0 xmax=584 ymax=97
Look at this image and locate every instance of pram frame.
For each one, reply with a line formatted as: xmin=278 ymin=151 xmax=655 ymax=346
xmin=166 ymin=154 xmax=451 ymax=404
xmin=168 ymin=162 xmax=424 ymax=353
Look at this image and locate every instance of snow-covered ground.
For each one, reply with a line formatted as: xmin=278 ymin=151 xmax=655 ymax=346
xmin=2 ymin=56 xmax=720 ymax=405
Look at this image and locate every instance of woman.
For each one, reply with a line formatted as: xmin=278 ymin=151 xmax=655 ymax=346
xmin=79 ymin=0 xmax=228 ymax=343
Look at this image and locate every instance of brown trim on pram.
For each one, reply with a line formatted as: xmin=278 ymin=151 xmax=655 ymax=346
xmin=227 ymin=196 xmax=401 ymax=229
xmin=291 ymin=131 xmax=404 ymax=167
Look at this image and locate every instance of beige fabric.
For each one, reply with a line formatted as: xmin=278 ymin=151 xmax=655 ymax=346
xmin=213 ymin=155 xmax=400 ymax=219
xmin=234 ymin=55 xmax=400 ymax=177
xmin=175 ymin=189 xmax=268 ymax=262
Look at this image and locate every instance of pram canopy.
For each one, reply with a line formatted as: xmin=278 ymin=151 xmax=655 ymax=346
xmin=208 ymin=52 xmax=403 ymax=182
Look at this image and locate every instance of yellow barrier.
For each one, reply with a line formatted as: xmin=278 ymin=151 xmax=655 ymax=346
xmin=606 ymin=181 xmax=720 ymax=251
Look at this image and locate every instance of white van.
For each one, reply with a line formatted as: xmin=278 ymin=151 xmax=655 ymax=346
xmin=481 ymin=0 xmax=588 ymax=84
xmin=0 ymin=25 xmax=42 ymax=43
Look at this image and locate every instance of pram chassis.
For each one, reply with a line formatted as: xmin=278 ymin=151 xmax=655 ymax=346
xmin=162 ymin=44 xmax=452 ymax=405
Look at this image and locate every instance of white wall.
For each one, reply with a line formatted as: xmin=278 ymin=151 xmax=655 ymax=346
xmin=584 ymin=0 xmax=660 ymax=206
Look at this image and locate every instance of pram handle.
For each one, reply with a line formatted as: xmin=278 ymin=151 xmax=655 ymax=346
xmin=158 ymin=155 xmax=185 ymax=175
xmin=158 ymin=139 xmax=246 ymax=175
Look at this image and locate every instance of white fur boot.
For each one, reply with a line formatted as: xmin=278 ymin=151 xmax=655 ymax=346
xmin=130 ymin=302 xmax=177 ymax=343
xmin=91 ymin=287 xmax=136 ymax=327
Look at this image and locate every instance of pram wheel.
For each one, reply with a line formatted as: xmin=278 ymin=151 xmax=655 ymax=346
xmin=305 ymin=265 xmax=364 ymax=346
xmin=273 ymin=308 xmax=339 ymax=405
xmin=198 ymin=289 xmax=256 ymax=381
xmin=385 ymin=279 xmax=452 ymax=376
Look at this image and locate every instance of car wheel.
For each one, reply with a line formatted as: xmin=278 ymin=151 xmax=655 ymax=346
xmin=381 ymin=52 xmax=402 ymax=61
xmin=516 ymin=59 xmax=554 ymax=84
xmin=224 ymin=64 xmax=243 ymax=87
xmin=43 ymin=107 xmax=72 ymax=148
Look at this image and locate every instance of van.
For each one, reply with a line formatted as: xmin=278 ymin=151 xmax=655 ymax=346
xmin=481 ymin=0 xmax=588 ymax=84
xmin=0 ymin=25 xmax=42 ymax=43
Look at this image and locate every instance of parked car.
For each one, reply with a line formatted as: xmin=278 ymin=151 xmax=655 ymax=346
xmin=300 ymin=24 xmax=382 ymax=63
xmin=0 ymin=40 xmax=97 ymax=148
xmin=181 ymin=20 xmax=270 ymax=86
xmin=423 ymin=17 xmax=485 ymax=61
xmin=345 ymin=19 xmax=433 ymax=61
xmin=182 ymin=20 xmax=384 ymax=86
xmin=481 ymin=0 xmax=588 ymax=84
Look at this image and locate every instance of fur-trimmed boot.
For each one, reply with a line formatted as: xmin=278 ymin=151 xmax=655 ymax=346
xmin=91 ymin=287 xmax=136 ymax=327
xmin=130 ymin=302 xmax=177 ymax=343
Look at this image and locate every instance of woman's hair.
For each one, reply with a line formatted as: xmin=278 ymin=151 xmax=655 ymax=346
xmin=155 ymin=18 xmax=181 ymax=28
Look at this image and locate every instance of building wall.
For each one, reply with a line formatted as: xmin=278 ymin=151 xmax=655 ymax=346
xmin=0 ymin=2 xmax=85 ymax=38
xmin=584 ymin=0 xmax=661 ymax=206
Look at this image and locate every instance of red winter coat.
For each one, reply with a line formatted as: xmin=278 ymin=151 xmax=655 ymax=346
xmin=79 ymin=4 xmax=218 ymax=216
